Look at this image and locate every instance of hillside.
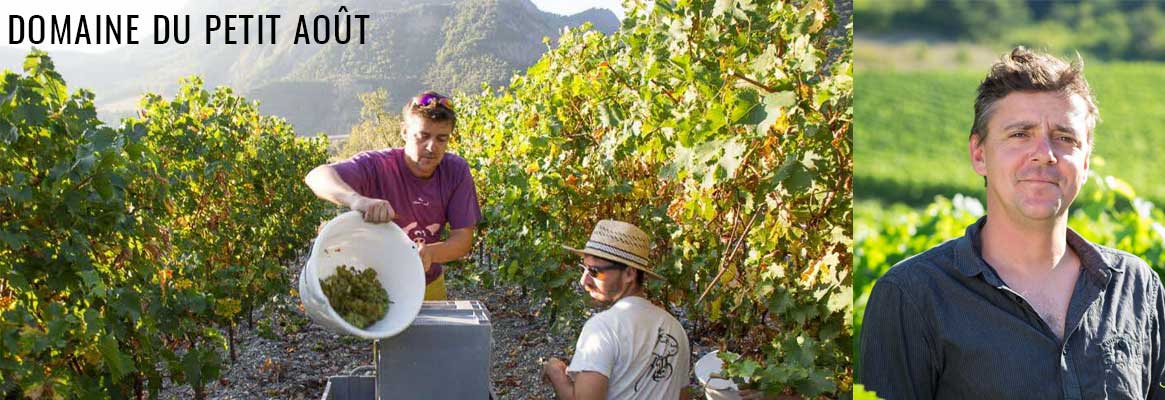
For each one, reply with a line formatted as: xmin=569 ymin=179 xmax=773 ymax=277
xmin=0 ymin=0 xmax=620 ymax=136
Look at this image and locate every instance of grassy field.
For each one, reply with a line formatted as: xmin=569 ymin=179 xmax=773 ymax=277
xmin=856 ymin=63 xmax=1165 ymax=207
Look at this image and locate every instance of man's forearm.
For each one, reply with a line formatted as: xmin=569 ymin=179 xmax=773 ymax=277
xmin=304 ymin=165 xmax=359 ymax=207
xmin=550 ymin=374 xmax=575 ymax=400
xmin=424 ymin=228 xmax=474 ymax=264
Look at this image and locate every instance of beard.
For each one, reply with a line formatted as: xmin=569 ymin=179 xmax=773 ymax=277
xmin=583 ymin=279 xmax=628 ymax=308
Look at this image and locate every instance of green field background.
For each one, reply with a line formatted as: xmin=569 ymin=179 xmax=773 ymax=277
xmin=856 ymin=63 xmax=1165 ymax=207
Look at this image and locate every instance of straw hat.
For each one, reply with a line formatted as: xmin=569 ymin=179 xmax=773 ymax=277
xmin=563 ymin=220 xmax=663 ymax=280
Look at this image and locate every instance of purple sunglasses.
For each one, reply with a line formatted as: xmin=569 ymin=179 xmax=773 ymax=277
xmin=413 ymin=93 xmax=453 ymax=109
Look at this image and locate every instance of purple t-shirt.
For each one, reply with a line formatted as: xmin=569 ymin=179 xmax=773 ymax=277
xmin=333 ymin=148 xmax=482 ymax=283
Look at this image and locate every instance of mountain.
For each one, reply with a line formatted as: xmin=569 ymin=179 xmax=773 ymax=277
xmin=0 ymin=0 xmax=620 ymax=136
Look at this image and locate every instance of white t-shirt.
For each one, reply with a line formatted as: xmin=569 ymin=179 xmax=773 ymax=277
xmin=567 ymin=296 xmax=691 ymax=400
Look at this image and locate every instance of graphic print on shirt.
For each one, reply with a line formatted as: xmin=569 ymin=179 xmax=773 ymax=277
xmin=634 ymin=327 xmax=679 ymax=392
xmin=401 ymin=221 xmax=441 ymax=245
xmin=411 ymin=196 xmax=431 ymax=207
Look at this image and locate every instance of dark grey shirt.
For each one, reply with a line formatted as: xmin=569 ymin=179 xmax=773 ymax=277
xmin=859 ymin=217 xmax=1165 ymax=400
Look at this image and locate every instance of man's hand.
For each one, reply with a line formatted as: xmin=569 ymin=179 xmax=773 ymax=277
xmin=409 ymin=227 xmax=473 ymax=274
xmin=542 ymin=357 xmax=568 ymax=385
xmin=347 ymin=194 xmax=395 ymax=223
xmin=418 ymin=242 xmax=433 ymax=273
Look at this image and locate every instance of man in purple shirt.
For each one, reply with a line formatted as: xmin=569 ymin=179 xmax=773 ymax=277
xmin=304 ymin=91 xmax=482 ymax=300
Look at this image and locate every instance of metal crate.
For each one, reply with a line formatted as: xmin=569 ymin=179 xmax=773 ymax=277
xmin=321 ymin=374 xmax=495 ymax=400
xmin=321 ymin=371 xmax=375 ymax=400
xmin=321 ymin=301 xmax=495 ymax=400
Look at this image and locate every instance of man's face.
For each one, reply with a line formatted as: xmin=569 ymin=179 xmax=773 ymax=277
xmin=970 ymin=91 xmax=1091 ymax=224
xmin=578 ymin=255 xmax=633 ymax=306
xmin=401 ymin=114 xmax=453 ymax=178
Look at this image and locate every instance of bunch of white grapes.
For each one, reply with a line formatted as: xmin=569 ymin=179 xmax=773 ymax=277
xmin=320 ymin=265 xmax=391 ymax=329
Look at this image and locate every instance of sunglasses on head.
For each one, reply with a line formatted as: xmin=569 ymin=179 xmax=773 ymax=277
xmin=579 ymin=261 xmax=627 ymax=279
xmin=413 ymin=93 xmax=453 ymax=109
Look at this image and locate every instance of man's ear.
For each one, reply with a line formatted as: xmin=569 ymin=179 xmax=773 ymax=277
xmin=623 ymin=267 xmax=637 ymax=287
xmin=969 ymin=132 xmax=987 ymax=177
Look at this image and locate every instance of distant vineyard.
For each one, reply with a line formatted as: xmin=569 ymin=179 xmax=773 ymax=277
xmin=856 ymin=64 xmax=1165 ymax=206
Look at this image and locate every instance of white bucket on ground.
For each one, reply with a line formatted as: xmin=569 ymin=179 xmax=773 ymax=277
xmin=299 ymin=211 xmax=425 ymax=339
xmin=695 ymin=350 xmax=742 ymax=400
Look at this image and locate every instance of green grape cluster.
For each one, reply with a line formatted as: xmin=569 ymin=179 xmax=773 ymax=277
xmin=320 ymin=265 xmax=391 ymax=329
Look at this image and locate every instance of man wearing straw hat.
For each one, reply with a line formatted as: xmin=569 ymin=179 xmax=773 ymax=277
xmin=304 ymin=91 xmax=481 ymax=300
xmin=542 ymin=220 xmax=691 ymax=400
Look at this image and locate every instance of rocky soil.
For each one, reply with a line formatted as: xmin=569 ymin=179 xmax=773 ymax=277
xmin=157 ymin=258 xmax=715 ymax=399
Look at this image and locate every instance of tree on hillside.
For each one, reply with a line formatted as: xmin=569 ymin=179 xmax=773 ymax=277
xmin=335 ymin=88 xmax=404 ymax=160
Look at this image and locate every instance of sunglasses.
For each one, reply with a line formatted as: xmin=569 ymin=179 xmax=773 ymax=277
xmin=413 ymin=93 xmax=453 ymax=109
xmin=579 ymin=261 xmax=627 ymax=279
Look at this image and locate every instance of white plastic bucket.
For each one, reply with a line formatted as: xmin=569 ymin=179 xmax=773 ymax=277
xmin=299 ymin=211 xmax=425 ymax=339
xmin=695 ymin=351 xmax=742 ymax=400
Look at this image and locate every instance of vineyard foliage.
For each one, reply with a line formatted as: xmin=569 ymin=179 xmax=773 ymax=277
xmin=0 ymin=51 xmax=329 ymax=398
xmin=455 ymin=0 xmax=852 ymax=396
xmin=854 ymin=172 xmax=1165 ymax=372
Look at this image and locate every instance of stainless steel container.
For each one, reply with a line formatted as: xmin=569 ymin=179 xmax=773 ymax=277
xmin=321 ymin=300 xmax=494 ymax=400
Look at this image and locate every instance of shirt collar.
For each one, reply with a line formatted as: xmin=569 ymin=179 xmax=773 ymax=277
xmin=954 ymin=216 xmax=1121 ymax=284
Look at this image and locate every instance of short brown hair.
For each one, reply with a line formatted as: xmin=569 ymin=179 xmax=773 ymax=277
xmin=402 ymin=91 xmax=456 ymax=128
xmin=971 ymin=47 xmax=1099 ymax=144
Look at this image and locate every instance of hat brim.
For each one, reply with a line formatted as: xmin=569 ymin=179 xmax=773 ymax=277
xmin=562 ymin=245 xmax=664 ymax=280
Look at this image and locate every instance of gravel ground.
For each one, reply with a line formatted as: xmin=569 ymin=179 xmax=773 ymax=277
xmin=157 ymin=255 xmax=698 ymax=400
